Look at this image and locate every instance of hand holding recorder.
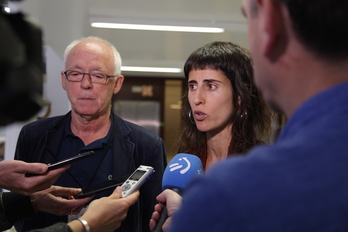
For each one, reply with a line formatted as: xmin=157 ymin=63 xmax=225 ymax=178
xmin=75 ymin=164 xmax=154 ymax=199
xmin=69 ymin=186 xmax=140 ymax=232
xmin=69 ymin=165 xmax=153 ymax=232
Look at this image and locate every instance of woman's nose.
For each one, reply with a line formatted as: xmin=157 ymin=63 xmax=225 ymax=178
xmin=192 ymin=89 xmax=204 ymax=105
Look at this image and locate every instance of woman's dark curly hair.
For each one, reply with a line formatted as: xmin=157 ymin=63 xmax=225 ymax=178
xmin=177 ymin=41 xmax=274 ymax=156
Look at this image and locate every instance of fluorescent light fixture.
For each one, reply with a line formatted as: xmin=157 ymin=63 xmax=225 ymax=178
xmin=121 ymin=66 xmax=182 ymax=73
xmin=91 ymin=22 xmax=224 ymax=33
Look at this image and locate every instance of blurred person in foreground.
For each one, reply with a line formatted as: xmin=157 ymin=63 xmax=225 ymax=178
xmin=14 ymin=36 xmax=166 ymax=232
xmin=150 ymin=0 xmax=348 ymax=231
xmin=177 ymin=41 xmax=273 ymax=171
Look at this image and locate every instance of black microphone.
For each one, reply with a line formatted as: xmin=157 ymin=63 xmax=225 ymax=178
xmin=153 ymin=153 xmax=203 ymax=232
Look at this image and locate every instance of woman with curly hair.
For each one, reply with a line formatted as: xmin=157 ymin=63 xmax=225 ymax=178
xmin=177 ymin=41 xmax=274 ymax=170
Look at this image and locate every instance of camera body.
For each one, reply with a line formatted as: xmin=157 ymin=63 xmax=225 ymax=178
xmin=0 ymin=9 xmax=44 ymax=126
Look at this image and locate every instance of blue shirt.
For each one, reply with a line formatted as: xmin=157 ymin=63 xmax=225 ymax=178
xmin=55 ymin=114 xmax=114 ymax=198
xmin=169 ymin=82 xmax=348 ymax=232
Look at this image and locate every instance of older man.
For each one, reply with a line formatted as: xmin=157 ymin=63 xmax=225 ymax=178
xmin=15 ymin=36 xmax=167 ymax=232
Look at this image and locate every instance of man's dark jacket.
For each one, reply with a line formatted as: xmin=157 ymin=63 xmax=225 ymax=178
xmin=14 ymin=112 xmax=167 ymax=232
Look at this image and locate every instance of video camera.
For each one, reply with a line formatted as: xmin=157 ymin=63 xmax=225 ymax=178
xmin=0 ymin=3 xmax=44 ymax=126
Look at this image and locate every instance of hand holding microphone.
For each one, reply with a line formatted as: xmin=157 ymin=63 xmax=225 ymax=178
xmin=151 ymin=153 xmax=203 ymax=232
xmin=151 ymin=189 xmax=182 ymax=232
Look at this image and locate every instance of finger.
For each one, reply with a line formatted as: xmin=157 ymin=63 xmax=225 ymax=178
xmin=149 ymin=218 xmax=157 ymax=231
xmin=26 ymin=165 xmax=69 ymax=184
xmin=73 ymin=196 xmax=93 ymax=205
xmin=156 ymin=191 xmax=167 ymax=204
xmin=49 ymin=186 xmax=83 ymax=196
xmin=46 ymin=165 xmax=70 ymax=177
xmin=163 ymin=217 xmax=172 ymax=231
xmin=154 ymin=203 xmax=164 ymax=212
xmin=109 ymin=186 xmax=123 ymax=199
xmin=71 ymin=204 xmax=85 ymax=214
xmin=22 ymin=162 xmax=48 ymax=174
xmin=60 ymin=196 xmax=92 ymax=210
xmin=151 ymin=211 xmax=160 ymax=221
xmin=123 ymin=190 xmax=140 ymax=205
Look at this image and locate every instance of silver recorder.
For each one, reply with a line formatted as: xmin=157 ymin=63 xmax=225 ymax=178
xmin=121 ymin=165 xmax=155 ymax=197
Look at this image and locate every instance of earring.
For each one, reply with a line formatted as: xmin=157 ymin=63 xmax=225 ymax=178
xmin=188 ymin=110 xmax=195 ymax=124
xmin=240 ymin=111 xmax=247 ymax=118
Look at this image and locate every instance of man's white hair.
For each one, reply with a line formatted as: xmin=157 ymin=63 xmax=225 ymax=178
xmin=63 ymin=36 xmax=122 ymax=76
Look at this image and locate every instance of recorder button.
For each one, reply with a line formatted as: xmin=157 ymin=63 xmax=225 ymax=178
xmin=122 ymin=184 xmax=132 ymax=191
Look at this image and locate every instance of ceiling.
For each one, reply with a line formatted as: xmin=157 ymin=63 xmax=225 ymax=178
xmin=16 ymin=0 xmax=248 ymax=78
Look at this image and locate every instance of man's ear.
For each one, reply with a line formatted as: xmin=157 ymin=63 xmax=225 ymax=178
xmin=113 ymin=75 xmax=124 ymax=94
xmin=61 ymin=71 xmax=67 ymax=91
xmin=258 ymin=0 xmax=288 ymax=61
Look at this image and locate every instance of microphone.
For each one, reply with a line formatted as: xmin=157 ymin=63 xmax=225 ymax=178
xmin=153 ymin=153 xmax=203 ymax=232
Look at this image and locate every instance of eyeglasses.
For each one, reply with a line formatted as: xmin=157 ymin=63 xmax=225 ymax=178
xmin=64 ymin=70 xmax=116 ymax=84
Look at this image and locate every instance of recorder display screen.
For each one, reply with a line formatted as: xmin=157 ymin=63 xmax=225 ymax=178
xmin=129 ymin=170 xmax=146 ymax=181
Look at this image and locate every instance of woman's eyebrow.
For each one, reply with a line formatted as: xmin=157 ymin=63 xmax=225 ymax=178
xmin=203 ymin=79 xmax=222 ymax=83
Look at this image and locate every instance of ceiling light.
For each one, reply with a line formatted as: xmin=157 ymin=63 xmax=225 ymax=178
xmin=121 ymin=66 xmax=182 ymax=73
xmin=4 ymin=7 xmax=10 ymax=13
xmin=91 ymin=22 xmax=224 ymax=33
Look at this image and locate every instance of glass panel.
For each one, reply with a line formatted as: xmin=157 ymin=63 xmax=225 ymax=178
xmin=113 ymin=100 xmax=160 ymax=135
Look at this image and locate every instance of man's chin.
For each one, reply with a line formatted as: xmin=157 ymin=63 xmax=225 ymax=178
xmin=73 ymin=109 xmax=99 ymax=118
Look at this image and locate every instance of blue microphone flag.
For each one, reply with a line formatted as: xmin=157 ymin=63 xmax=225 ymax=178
xmin=162 ymin=153 xmax=203 ymax=191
